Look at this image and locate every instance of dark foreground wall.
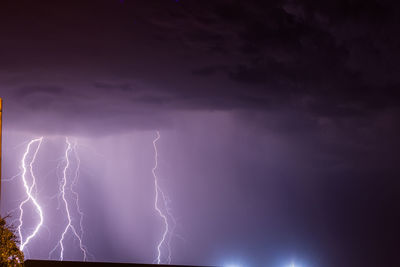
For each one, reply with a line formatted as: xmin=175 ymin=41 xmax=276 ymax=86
xmin=25 ymin=260 xmax=208 ymax=267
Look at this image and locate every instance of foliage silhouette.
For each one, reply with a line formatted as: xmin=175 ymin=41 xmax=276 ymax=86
xmin=0 ymin=216 xmax=24 ymax=266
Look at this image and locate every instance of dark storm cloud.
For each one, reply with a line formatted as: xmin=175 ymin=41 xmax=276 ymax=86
xmin=93 ymin=82 xmax=133 ymax=91
xmin=1 ymin=0 xmax=399 ymax=135
xmin=17 ymin=86 xmax=65 ymax=97
xmin=191 ymin=65 xmax=227 ymax=76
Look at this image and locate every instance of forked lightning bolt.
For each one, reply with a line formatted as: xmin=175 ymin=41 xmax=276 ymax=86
xmin=14 ymin=133 xmax=174 ymax=263
xmin=70 ymin=142 xmax=91 ymax=261
xmin=152 ymin=131 xmax=176 ymax=264
xmin=50 ymin=137 xmax=90 ymax=261
xmin=17 ymin=137 xmax=44 ymax=251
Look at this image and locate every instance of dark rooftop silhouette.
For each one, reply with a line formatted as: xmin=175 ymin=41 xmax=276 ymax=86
xmin=25 ymin=260 xmax=212 ymax=267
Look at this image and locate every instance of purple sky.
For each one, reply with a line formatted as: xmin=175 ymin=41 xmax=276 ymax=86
xmin=1 ymin=1 xmax=400 ymax=266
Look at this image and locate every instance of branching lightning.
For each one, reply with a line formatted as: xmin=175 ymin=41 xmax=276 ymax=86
xmin=17 ymin=137 xmax=44 ymax=251
xmin=12 ymin=132 xmax=178 ymax=263
xmin=71 ymin=142 xmax=91 ymax=261
xmin=152 ymin=131 xmax=176 ymax=264
xmin=50 ymin=137 xmax=91 ymax=261
xmin=3 ymin=171 xmax=23 ymax=182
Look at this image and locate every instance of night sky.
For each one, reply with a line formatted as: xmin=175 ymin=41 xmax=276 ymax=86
xmin=1 ymin=0 xmax=400 ymax=266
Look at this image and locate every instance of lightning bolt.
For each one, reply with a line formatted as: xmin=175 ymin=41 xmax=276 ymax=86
xmin=152 ymin=131 xmax=176 ymax=264
xmin=50 ymin=137 xmax=91 ymax=261
xmin=70 ymin=141 xmax=92 ymax=261
xmin=3 ymin=172 xmax=23 ymax=182
xmin=17 ymin=137 xmax=44 ymax=252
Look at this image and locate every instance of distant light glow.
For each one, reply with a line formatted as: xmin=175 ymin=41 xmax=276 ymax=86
xmin=287 ymin=261 xmax=300 ymax=267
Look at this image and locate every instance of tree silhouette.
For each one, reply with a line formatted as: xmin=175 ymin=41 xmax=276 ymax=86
xmin=0 ymin=216 xmax=24 ymax=266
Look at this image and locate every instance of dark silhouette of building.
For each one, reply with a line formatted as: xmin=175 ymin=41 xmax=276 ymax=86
xmin=25 ymin=260 xmax=211 ymax=267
